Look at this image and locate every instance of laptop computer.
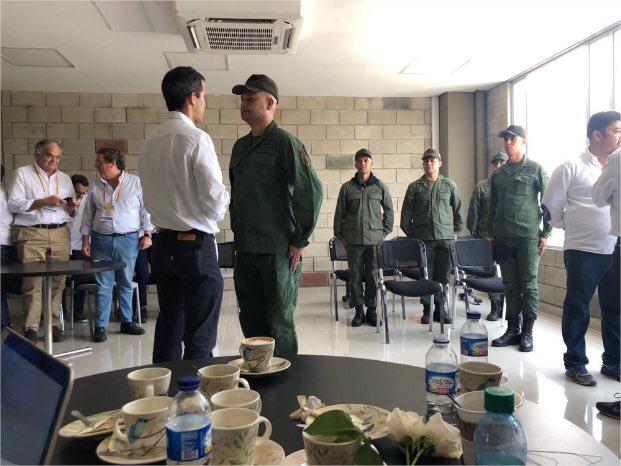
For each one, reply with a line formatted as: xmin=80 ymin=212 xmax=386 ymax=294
xmin=1 ymin=328 xmax=74 ymax=465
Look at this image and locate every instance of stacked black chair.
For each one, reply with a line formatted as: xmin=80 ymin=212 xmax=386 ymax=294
xmin=451 ymin=238 xmax=505 ymax=328
xmin=377 ymin=237 xmax=445 ymax=343
xmin=217 ymin=241 xmax=239 ymax=312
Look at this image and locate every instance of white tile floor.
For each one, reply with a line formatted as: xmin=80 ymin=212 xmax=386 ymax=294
xmin=35 ymin=287 xmax=621 ymax=456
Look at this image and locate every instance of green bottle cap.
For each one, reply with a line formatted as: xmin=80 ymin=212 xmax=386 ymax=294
xmin=484 ymin=386 xmax=515 ymax=414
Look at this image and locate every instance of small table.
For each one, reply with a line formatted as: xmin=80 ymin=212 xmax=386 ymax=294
xmin=51 ymin=355 xmax=619 ymax=465
xmin=1 ymin=260 xmax=125 ymax=355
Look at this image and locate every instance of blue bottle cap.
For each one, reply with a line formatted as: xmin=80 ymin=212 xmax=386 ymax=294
xmin=177 ymin=375 xmax=200 ymax=391
xmin=466 ymin=311 xmax=481 ymax=320
xmin=433 ymin=334 xmax=450 ymax=344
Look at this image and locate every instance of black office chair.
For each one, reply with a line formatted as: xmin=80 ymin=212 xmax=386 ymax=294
xmin=451 ymin=238 xmax=505 ymax=328
xmin=377 ymin=238 xmax=445 ymax=343
xmin=328 ymin=237 xmax=351 ymax=321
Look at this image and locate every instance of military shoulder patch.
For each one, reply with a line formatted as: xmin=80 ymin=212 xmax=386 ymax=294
xmin=299 ymin=145 xmax=311 ymax=166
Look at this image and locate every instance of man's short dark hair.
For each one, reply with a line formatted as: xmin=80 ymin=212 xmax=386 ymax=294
xmin=161 ymin=66 xmax=205 ymax=111
xmin=587 ymin=111 xmax=621 ymax=139
xmin=71 ymin=174 xmax=89 ymax=187
xmin=96 ymin=147 xmax=125 ymax=171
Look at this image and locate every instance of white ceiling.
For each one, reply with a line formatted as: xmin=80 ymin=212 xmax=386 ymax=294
xmin=1 ymin=0 xmax=618 ymax=96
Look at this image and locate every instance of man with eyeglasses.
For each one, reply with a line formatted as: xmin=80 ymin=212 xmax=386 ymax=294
xmin=7 ymin=139 xmax=78 ymax=343
xmin=466 ymin=152 xmax=508 ymax=321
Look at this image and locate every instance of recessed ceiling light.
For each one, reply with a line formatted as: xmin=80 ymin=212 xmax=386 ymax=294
xmin=400 ymin=56 xmax=470 ymax=75
xmin=163 ymin=52 xmax=228 ymax=71
xmin=1 ymin=47 xmax=74 ymax=68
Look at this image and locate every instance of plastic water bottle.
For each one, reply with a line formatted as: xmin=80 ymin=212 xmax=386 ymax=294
xmin=474 ymin=387 xmax=527 ymax=465
xmin=425 ymin=334 xmax=459 ymax=416
xmin=460 ymin=311 xmax=488 ymax=363
xmin=166 ymin=375 xmax=211 ymax=465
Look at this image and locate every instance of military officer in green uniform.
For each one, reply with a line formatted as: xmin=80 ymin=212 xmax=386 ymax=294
xmin=334 ymin=148 xmax=394 ymax=327
xmin=230 ymin=75 xmax=323 ymax=356
xmin=489 ymin=125 xmax=551 ymax=352
xmin=467 ymin=151 xmax=508 ymax=321
xmin=401 ymin=148 xmax=463 ymax=324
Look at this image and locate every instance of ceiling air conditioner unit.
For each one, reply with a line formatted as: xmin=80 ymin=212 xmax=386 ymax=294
xmin=175 ymin=1 xmax=303 ymax=54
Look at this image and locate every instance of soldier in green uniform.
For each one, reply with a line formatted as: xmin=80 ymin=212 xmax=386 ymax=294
xmin=489 ymin=125 xmax=551 ymax=352
xmin=467 ymin=151 xmax=508 ymax=321
xmin=400 ymin=149 xmax=463 ymax=324
xmin=229 ymin=75 xmax=323 ymax=356
xmin=334 ymin=148 xmax=394 ymax=327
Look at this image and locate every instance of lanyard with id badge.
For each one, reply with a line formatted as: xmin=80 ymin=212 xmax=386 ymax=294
xmin=34 ymin=164 xmax=59 ymax=215
xmin=101 ymin=179 xmax=123 ymax=222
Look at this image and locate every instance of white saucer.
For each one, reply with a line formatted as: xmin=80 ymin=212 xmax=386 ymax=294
xmin=229 ymin=357 xmax=291 ymax=376
xmin=252 ymin=439 xmax=286 ymax=465
xmin=281 ymin=449 xmax=307 ymax=466
xmin=59 ymin=409 xmax=120 ymax=438
xmin=304 ymin=403 xmax=390 ymax=440
xmin=96 ymin=434 xmax=167 ymax=465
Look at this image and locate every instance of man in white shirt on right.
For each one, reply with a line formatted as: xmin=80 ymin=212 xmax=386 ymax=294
xmin=542 ymin=111 xmax=620 ymax=386
xmin=140 ymin=66 xmax=230 ymax=363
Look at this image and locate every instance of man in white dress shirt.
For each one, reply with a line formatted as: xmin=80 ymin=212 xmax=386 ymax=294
xmin=140 ymin=66 xmax=230 ymax=362
xmin=8 ymin=140 xmax=77 ymax=343
xmin=82 ymin=148 xmax=153 ymax=342
xmin=542 ymin=111 xmax=620 ymax=386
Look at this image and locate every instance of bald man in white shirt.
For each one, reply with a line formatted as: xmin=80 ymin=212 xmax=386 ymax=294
xmin=8 ymin=139 xmax=77 ymax=343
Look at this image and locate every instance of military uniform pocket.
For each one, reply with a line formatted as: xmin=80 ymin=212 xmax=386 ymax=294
xmin=513 ymin=176 xmax=535 ymax=195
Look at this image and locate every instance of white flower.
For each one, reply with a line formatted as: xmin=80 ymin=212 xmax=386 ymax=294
xmin=386 ymin=408 xmax=426 ymax=442
xmin=424 ymin=412 xmax=463 ymax=458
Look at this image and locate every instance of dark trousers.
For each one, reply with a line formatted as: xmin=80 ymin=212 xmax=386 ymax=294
xmin=345 ymin=244 xmax=378 ymax=308
xmin=151 ymin=231 xmax=223 ymax=363
xmin=1 ymin=245 xmax=19 ymax=328
xmin=562 ymin=244 xmax=620 ymax=371
xmin=421 ymin=239 xmax=452 ymax=308
xmin=61 ymin=250 xmax=90 ymax=317
xmin=133 ymin=247 xmax=150 ymax=310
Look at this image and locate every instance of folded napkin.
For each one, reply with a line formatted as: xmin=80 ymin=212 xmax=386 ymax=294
xmin=289 ymin=395 xmax=326 ymax=425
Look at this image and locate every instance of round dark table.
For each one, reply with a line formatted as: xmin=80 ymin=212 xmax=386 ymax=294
xmin=51 ymin=355 xmax=619 ymax=465
xmin=1 ymin=260 xmax=125 ymax=354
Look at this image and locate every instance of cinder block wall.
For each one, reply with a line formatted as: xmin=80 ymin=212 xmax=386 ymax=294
xmin=1 ymin=91 xmax=433 ymax=288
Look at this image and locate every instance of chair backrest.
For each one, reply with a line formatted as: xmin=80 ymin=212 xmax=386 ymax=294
xmin=378 ymin=237 xmax=427 ymax=270
xmin=328 ymin=237 xmax=348 ymax=262
xmin=217 ymin=241 xmax=235 ymax=269
xmin=452 ymin=238 xmax=496 ymax=268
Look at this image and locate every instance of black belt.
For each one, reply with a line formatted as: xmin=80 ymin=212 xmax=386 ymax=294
xmin=30 ymin=223 xmax=68 ymax=229
xmin=94 ymin=231 xmax=138 ymax=237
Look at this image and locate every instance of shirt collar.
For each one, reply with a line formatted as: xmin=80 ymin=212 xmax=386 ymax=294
xmin=100 ymin=170 xmax=125 ymax=189
xmin=582 ymin=148 xmax=604 ymax=169
xmin=33 ymin=162 xmax=57 ymax=179
xmin=166 ymin=111 xmax=196 ymax=127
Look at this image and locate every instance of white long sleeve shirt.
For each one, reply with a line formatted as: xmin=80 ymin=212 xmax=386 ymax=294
xmin=8 ymin=163 xmax=75 ymax=226
xmin=70 ymin=194 xmax=88 ymax=250
xmin=139 ymin=111 xmax=230 ymax=234
xmin=542 ymin=148 xmax=616 ymax=254
xmin=81 ymin=172 xmax=153 ymax=236
xmin=0 ymin=187 xmax=13 ymax=246
xmin=593 ymin=151 xmax=620 ymax=237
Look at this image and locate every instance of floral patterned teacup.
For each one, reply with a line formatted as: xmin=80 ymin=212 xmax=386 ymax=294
xmin=239 ymin=337 xmax=275 ymax=372
xmin=302 ymin=431 xmax=362 ymax=465
xmin=127 ymin=367 xmax=171 ymax=400
xmin=198 ymin=364 xmax=250 ymax=400
xmin=112 ymin=396 xmax=172 ymax=450
xmin=211 ymin=407 xmax=272 ymax=465
xmin=210 ymin=388 xmax=262 ymax=414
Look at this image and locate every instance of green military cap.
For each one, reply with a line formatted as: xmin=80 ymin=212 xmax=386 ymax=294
xmin=499 ymin=124 xmax=527 ymax=139
xmin=490 ymin=152 xmax=508 ymax=163
xmin=232 ymin=74 xmax=279 ymax=102
xmin=421 ymin=148 xmax=441 ymax=161
xmin=355 ymin=148 xmax=372 ymax=160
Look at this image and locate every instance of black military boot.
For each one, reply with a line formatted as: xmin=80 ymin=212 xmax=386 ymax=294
xmin=365 ymin=307 xmax=378 ymax=326
xmin=492 ymin=314 xmax=522 ymax=347
xmin=432 ymin=308 xmax=453 ymax=324
xmin=351 ymin=305 xmax=365 ymax=327
xmin=420 ymin=305 xmax=430 ymax=324
xmin=519 ymin=315 xmax=535 ymax=352
xmin=486 ymin=297 xmax=503 ymax=321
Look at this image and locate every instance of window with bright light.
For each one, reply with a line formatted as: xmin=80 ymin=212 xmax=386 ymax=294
xmin=511 ymin=28 xmax=620 ymax=248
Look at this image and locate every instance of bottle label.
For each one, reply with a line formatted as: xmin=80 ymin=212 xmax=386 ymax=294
xmin=460 ymin=336 xmax=488 ymax=357
xmin=167 ymin=424 xmax=211 ymax=463
xmin=425 ymin=369 xmax=457 ymax=395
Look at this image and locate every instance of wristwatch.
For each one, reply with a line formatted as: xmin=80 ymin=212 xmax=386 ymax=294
xmin=143 ymin=233 xmax=152 ymax=238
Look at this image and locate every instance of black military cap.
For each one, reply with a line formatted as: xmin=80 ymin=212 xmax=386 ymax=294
xmin=490 ymin=152 xmax=508 ymax=163
xmin=499 ymin=125 xmax=527 ymax=139
xmin=354 ymin=148 xmax=372 ymax=160
xmin=421 ymin=148 xmax=441 ymax=161
xmin=232 ymin=74 xmax=279 ymax=102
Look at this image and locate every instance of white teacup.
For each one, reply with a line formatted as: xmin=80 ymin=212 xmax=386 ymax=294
xmin=113 ymin=396 xmax=172 ymax=450
xmin=211 ymin=388 xmax=262 ymax=414
xmin=302 ymin=431 xmax=362 ymax=465
xmin=198 ymin=364 xmax=250 ymax=400
xmin=239 ymin=337 xmax=275 ymax=373
xmin=211 ymin=407 xmax=272 ymax=465
xmin=458 ymin=361 xmax=508 ymax=393
xmin=127 ymin=367 xmax=171 ymax=399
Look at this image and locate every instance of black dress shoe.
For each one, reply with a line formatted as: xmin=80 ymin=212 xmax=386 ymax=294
xmin=351 ymin=306 xmax=365 ymax=327
xmin=120 ymin=322 xmax=145 ymax=335
xmin=24 ymin=328 xmax=38 ymax=343
xmin=93 ymin=327 xmax=107 ymax=343
xmin=52 ymin=326 xmax=65 ymax=343
xmin=596 ymin=401 xmax=620 ymax=420
xmin=433 ymin=310 xmax=453 ymax=324
xmin=420 ymin=306 xmax=430 ymax=325
xmin=365 ymin=307 xmax=378 ymax=327
xmin=73 ymin=312 xmax=88 ymax=323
